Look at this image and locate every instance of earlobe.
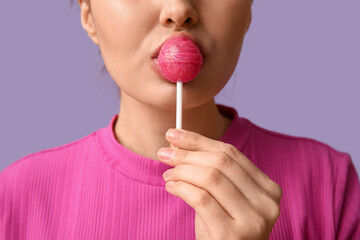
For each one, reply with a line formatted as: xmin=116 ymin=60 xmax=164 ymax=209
xmin=79 ymin=0 xmax=99 ymax=45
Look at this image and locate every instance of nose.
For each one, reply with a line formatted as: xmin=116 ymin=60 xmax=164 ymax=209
xmin=159 ymin=0 xmax=198 ymax=29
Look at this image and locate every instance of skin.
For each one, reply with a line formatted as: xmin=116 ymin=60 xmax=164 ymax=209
xmin=79 ymin=0 xmax=282 ymax=239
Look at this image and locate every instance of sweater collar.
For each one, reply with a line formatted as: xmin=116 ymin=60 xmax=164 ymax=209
xmin=95 ymin=104 xmax=251 ymax=186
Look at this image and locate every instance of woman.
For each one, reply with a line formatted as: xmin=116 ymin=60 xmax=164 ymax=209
xmin=1 ymin=0 xmax=359 ymax=239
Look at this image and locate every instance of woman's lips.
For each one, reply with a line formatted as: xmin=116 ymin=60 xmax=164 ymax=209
xmin=150 ymin=33 xmax=207 ymax=83
xmin=151 ymin=58 xmax=170 ymax=82
xmin=151 ymin=32 xmax=207 ymax=59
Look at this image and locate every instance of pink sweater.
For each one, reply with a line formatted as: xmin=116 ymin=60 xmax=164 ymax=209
xmin=1 ymin=104 xmax=359 ymax=239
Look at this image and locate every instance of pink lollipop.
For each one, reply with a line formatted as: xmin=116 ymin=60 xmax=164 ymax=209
xmin=157 ymin=36 xmax=204 ymax=130
xmin=158 ymin=37 xmax=203 ymax=83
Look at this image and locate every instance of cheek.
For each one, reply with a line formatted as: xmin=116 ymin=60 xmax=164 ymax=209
xmin=198 ymin=2 xmax=250 ymax=83
xmin=181 ymin=2 xmax=250 ymax=106
xmin=201 ymin=0 xmax=250 ymax=59
xmin=93 ymin=1 xmax=155 ymax=83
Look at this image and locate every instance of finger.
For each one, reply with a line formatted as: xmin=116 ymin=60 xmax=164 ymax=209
xmin=158 ymin=148 xmax=280 ymax=214
xmin=163 ymin=164 xmax=256 ymax=220
xmin=164 ymin=180 xmax=236 ymax=238
xmin=165 ymin=128 xmax=264 ymax=180
xmin=163 ymin=129 xmax=282 ymax=203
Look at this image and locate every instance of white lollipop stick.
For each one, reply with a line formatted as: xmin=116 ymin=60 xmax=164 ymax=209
xmin=176 ymin=81 xmax=183 ymax=129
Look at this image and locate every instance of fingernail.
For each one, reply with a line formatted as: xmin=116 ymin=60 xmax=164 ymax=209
xmin=167 ymin=129 xmax=184 ymax=140
xmin=163 ymin=169 xmax=173 ymax=180
xmin=158 ymin=148 xmax=175 ymax=161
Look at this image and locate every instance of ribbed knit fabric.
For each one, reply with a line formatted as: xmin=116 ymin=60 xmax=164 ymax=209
xmin=1 ymin=104 xmax=359 ymax=239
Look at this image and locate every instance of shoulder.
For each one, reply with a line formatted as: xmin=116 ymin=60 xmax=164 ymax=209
xmin=242 ymin=119 xmax=360 ymax=238
xmin=242 ymin=118 xmax=351 ymax=172
xmin=0 ymin=130 xmax=98 ymax=188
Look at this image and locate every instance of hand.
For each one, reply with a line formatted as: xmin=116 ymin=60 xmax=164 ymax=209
xmin=157 ymin=128 xmax=282 ymax=240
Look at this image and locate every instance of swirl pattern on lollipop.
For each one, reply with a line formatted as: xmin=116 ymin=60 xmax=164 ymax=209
xmin=158 ymin=37 xmax=204 ymax=83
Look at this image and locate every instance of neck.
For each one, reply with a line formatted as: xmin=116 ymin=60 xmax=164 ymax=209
xmin=113 ymin=92 xmax=232 ymax=160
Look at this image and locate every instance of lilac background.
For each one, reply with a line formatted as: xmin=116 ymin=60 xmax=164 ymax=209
xmin=1 ymin=1 xmax=359 ymax=174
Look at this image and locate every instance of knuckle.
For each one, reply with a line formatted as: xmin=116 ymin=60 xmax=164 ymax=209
xmin=268 ymin=200 xmax=281 ymax=220
xmin=223 ymin=143 xmax=238 ymax=157
xmin=194 ymin=189 xmax=212 ymax=206
xmin=268 ymin=180 xmax=282 ymax=202
xmin=188 ymin=132 xmax=200 ymax=149
xmin=176 ymin=149 xmax=188 ymax=164
xmin=207 ymin=168 xmax=224 ymax=186
xmin=253 ymin=214 xmax=267 ymax=236
xmin=238 ymin=213 xmax=268 ymax=239
xmin=214 ymin=152 xmax=233 ymax=168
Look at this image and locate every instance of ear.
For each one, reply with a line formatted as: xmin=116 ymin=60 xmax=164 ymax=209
xmin=78 ymin=0 xmax=99 ymax=45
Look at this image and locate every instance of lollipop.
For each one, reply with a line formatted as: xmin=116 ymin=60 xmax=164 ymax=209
xmin=158 ymin=37 xmax=203 ymax=83
xmin=158 ymin=37 xmax=204 ymax=129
